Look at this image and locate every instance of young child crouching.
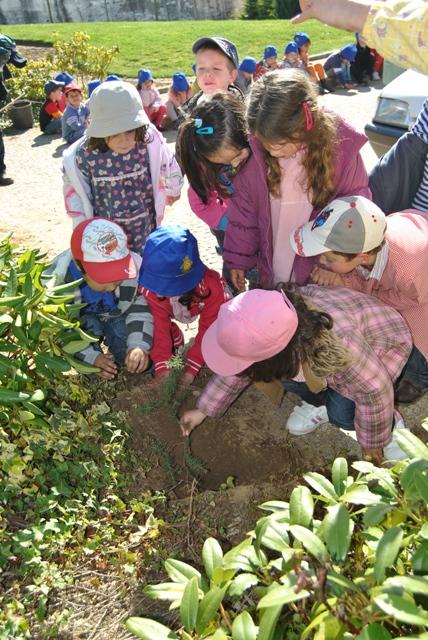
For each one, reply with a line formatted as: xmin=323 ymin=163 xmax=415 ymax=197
xmin=46 ymin=218 xmax=153 ymax=379
xmin=39 ymin=79 xmax=64 ymax=135
xmin=138 ymin=225 xmax=231 ymax=386
xmin=61 ymin=82 xmax=90 ymax=144
xmin=291 ymin=195 xmax=428 ymax=403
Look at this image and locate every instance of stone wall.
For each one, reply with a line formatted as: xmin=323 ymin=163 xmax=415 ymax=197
xmin=0 ymin=0 xmax=243 ymax=24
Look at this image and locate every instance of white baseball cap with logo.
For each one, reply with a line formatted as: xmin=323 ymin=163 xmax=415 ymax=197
xmin=71 ymin=218 xmax=136 ymax=283
xmin=290 ymin=196 xmax=387 ymax=257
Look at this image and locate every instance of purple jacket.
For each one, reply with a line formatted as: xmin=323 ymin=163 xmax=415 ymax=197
xmin=223 ymin=113 xmax=371 ymax=286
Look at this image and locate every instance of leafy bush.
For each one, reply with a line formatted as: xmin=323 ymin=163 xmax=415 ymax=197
xmin=127 ymin=427 xmax=428 ymax=639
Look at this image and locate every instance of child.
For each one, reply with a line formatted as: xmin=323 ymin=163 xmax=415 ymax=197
xmin=235 ymin=56 xmax=256 ymax=95
xmin=55 ymin=71 xmax=73 ymax=111
xmin=45 ymin=218 xmax=153 ymax=380
xmin=293 ymin=32 xmax=330 ymax=94
xmin=39 ymin=79 xmax=64 ymax=135
xmin=222 ymin=69 xmax=371 ymax=292
xmin=164 ymin=72 xmax=192 ymax=130
xmin=63 ymin=80 xmax=183 ymax=253
xmin=280 ymin=42 xmax=305 ymax=70
xmin=138 ymin=225 xmax=231 ymax=385
xmin=323 ymin=44 xmax=358 ymax=89
xmin=182 ymin=36 xmax=242 ymax=115
xmin=254 ymin=45 xmax=279 ymax=80
xmin=137 ymin=68 xmax=167 ymax=130
xmin=291 ymin=195 xmax=428 ymax=403
xmin=61 ymin=83 xmax=90 ymax=144
xmin=180 ymin=285 xmax=412 ymax=464
xmin=350 ymin=33 xmax=374 ymax=85
xmin=87 ymin=79 xmax=101 ymax=98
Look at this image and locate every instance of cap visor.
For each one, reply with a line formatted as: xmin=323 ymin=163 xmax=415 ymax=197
xmin=202 ymin=322 xmax=255 ymax=377
xmin=290 ymin=224 xmax=330 ymax=258
xmin=83 ymin=254 xmax=136 ymax=283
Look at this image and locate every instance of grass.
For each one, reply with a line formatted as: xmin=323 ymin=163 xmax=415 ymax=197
xmin=0 ymin=19 xmax=353 ymax=78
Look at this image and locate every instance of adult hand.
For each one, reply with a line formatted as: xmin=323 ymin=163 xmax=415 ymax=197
xmin=125 ymin=347 xmax=150 ymax=373
xmin=362 ymin=447 xmax=383 ymax=466
xmin=180 ymin=409 xmax=207 ymax=436
xmin=166 ymin=195 xmax=180 ymax=206
xmin=94 ymin=353 xmax=118 ymax=380
xmin=293 ymin=0 xmax=371 ymax=33
xmin=311 ymin=265 xmax=345 ymax=287
xmin=230 ymin=269 xmax=246 ymax=292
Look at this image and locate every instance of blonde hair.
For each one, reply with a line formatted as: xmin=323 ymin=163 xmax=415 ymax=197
xmin=247 ymin=69 xmax=337 ymax=209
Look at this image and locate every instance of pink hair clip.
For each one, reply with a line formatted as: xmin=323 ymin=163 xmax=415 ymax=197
xmin=302 ymin=101 xmax=313 ymax=131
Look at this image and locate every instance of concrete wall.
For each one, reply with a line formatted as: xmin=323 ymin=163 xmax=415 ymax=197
xmin=0 ymin=0 xmax=243 ymax=23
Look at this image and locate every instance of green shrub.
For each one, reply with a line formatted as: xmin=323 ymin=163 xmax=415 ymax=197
xmin=127 ymin=427 xmax=428 ymax=639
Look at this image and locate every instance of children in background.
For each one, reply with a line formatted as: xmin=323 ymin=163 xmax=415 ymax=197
xmin=39 ymin=80 xmax=64 ymax=135
xmin=280 ymin=42 xmax=305 ymax=70
xmin=293 ymin=32 xmax=330 ymax=94
xmin=136 ymin=68 xmax=167 ymax=130
xmin=254 ymin=45 xmax=279 ymax=80
xmin=138 ymin=225 xmax=231 ymax=385
xmin=61 ymin=83 xmax=90 ymax=144
xmin=164 ymin=72 xmax=192 ymax=129
xmin=45 ymin=218 xmax=153 ymax=379
xmin=350 ymin=33 xmax=374 ymax=84
xmin=55 ymin=71 xmax=73 ymax=111
xmin=324 ymin=44 xmax=358 ymax=89
xmin=105 ymin=74 xmax=120 ymax=81
xmin=222 ymin=69 xmax=371 ymax=292
xmin=63 ymin=81 xmax=183 ymax=253
xmin=87 ymin=79 xmax=101 ymax=98
xmin=235 ymin=56 xmax=256 ymax=95
xmin=291 ymin=195 xmax=428 ymax=404
xmin=180 ymin=285 xmax=411 ymax=464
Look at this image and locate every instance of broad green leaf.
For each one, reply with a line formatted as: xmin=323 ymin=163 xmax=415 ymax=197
xmin=126 ymin=617 xmax=178 ymax=639
xmin=289 ymin=485 xmax=314 ymax=527
xmin=22 ymin=400 xmax=47 ymax=417
xmin=300 ymin=610 xmax=330 ymax=639
xmin=327 ymin=570 xmax=360 ymax=593
xmin=62 ymin=339 xmax=93 ymax=354
xmin=211 ymin=566 xmax=236 ymax=586
xmin=342 ymin=484 xmax=381 ymax=505
xmin=322 ymin=504 xmax=353 ymax=562
xmin=394 ymin=428 xmax=428 ymax=461
xmin=29 ymin=389 xmax=45 ymax=403
xmin=228 ymin=573 xmax=259 ymax=598
xmin=412 ymin=541 xmax=428 ymax=573
xmin=232 ymin=611 xmax=257 ymax=640
xmin=0 ymin=294 xmax=25 ymax=308
xmin=420 ymin=523 xmax=428 ymax=539
xmin=256 ymin=517 xmax=290 ymax=553
xmin=206 ymin=631 xmax=228 ymax=640
xmin=195 ymin=584 xmax=229 ymax=635
xmin=164 ymin=559 xmax=201 ymax=585
xmin=259 ymin=500 xmax=289 ymax=513
xmin=314 ymin=614 xmax=345 ymax=640
xmin=144 ymin=582 xmax=185 ymax=601
xmin=384 ymin=575 xmax=428 ymax=595
xmin=64 ymin=354 xmax=100 ymax=374
xmin=202 ymin=537 xmax=223 ymax=580
xmin=258 ymin=584 xmax=309 ymax=608
xmin=34 ymin=353 xmax=70 ymax=372
xmin=401 ymin=460 xmax=428 ymax=495
xmin=180 ymin=576 xmax=199 ymax=632
xmin=290 ymin=525 xmax=329 ymax=561
xmin=0 ymin=388 xmax=30 ymax=404
xmin=363 ymin=503 xmax=392 ymax=527
xmin=414 ymin=470 xmax=428 ymax=502
xmin=223 ymin=538 xmax=266 ymax=572
xmin=374 ymin=527 xmax=403 ymax=583
xmin=332 ymin=457 xmax=348 ymax=496
xmin=357 ymin=623 xmax=392 ymax=640
xmin=304 ymin=472 xmax=337 ymax=500
xmin=257 ymin=605 xmax=282 ymax=640
xmin=374 ymin=593 xmax=428 ymax=626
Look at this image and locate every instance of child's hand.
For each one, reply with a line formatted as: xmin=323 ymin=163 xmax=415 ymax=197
xmin=362 ymin=447 xmax=383 ymax=466
xmin=311 ymin=266 xmax=345 ymax=287
xmin=230 ymin=269 xmax=246 ymax=292
xmin=181 ymin=372 xmax=195 ymax=387
xmin=153 ymin=370 xmax=171 ymax=385
xmin=166 ymin=195 xmax=180 ymax=206
xmin=125 ymin=348 xmax=150 ymax=373
xmin=180 ymin=409 xmax=207 ymax=436
xmin=94 ymin=353 xmax=118 ymax=380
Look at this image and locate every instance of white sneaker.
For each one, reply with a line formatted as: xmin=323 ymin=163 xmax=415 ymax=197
xmin=287 ymin=402 xmax=329 ymax=435
xmin=383 ymin=418 xmax=409 ymax=461
xmin=372 ymin=71 xmax=381 ymax=80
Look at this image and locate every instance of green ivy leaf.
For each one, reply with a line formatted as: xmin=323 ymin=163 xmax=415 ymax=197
xmin=126 ymin=617 xmax=179 ymax=639
xmin=374 ymin=527 xmax=403 ymax=583
xmin=322 ymin=504 xmax=353 ymax=562
xmin=289 ymin=485 xmax=313 ymax=527
xmin=290 ymin=525 xmax=329 ymax=562
xmin=202 ymin=537 xmax=223 ymax=580
xmin=180 ymin=576 xmax=199 ymax=632
xmin=232 ymin=611 xmax=257 ymax=640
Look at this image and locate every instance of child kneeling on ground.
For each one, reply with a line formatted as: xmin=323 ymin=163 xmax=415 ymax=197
xmin=46 ymin=218 xmax=153 ymax=379
xmin=138 ymin=225 xmax=231 ymax=386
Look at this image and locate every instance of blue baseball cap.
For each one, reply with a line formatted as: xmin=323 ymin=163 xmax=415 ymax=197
xmin=55 ymin=71 xmax=73 ymax=84
xmin=139 ymin=225 xmax=205 ymax=296
xmin=239 ymin=56 xmax=257 ymax=74
xmin=138 ymin=68 xmax=153 ymax=84
xmin=285 ymin=42 xmax=299 ymax=55
xmin=340 ymin=44 xmax=357 ymax=62
xmin=87 ymin=79 xmax=101 ymax=97
xmin=192 ymin=37 xmax=239 ymax=69
xmin=294 ymin=32 xmax=310 ymax=48
xmin=105 ymin=74 xmax=121 ymax=81
xmin=264 ymin=45 xmax=278 ymax=59
xmin=172 ymin=72 xmax=189 ymax=92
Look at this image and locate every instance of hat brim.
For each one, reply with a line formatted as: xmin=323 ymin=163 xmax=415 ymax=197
xmin=192 ymin=37 xmax=238 ymax=69
xmin=86 ymin=108 xmax=149 ymax=138
xmin=83 ymin=254 xmax=137 ymax=283
xmin=290 ymin=223 xmax=331 ymax=258
xmin=139 ymin=262 xmax=206 ymax=297
xmin=202 ymin=321 xmax=255 ymax=377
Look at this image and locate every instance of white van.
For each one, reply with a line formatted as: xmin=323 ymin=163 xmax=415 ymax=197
xmin=365 ymin=69 xmax=428 ymax=156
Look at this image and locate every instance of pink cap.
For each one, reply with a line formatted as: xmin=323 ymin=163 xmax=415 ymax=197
xmin=202 ymin=289 xmax=299 ymax=376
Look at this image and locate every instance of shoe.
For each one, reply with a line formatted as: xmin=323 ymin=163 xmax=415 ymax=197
xmin=383 ymin=418 xmax=408 ymax=461
xmin=0 ymin=175 xmax=14 ymax=186
xmin=287 ymin=401 xmax=329 ymax=435
xmin=372 ymin=71 xmax=381 ymax=80
xmin=395 ymin=379 xmax=425 ymax=404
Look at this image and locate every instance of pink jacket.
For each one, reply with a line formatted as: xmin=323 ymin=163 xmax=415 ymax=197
xmin=187 ymin=185 xmax=227 ymax=229
xmin=223 ymin=113 xmax=371 ymax=286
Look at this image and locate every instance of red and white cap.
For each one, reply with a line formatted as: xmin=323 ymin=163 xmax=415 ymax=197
xmin=70 ymin=218 xmax=136 ymax=283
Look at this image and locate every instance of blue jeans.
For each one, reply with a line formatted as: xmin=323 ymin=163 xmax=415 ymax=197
xmin=284 ymin=380 xmax=356 ymax=431
xmin=43 ymin=118 xmax=62 ymax=135
xmin=400 ymin=346 xmax=428 ymax=390
xmin=341 ymin=62 xmax=352 ymax=84
xmin=80 ymin=313 xmax=128 ymax=365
